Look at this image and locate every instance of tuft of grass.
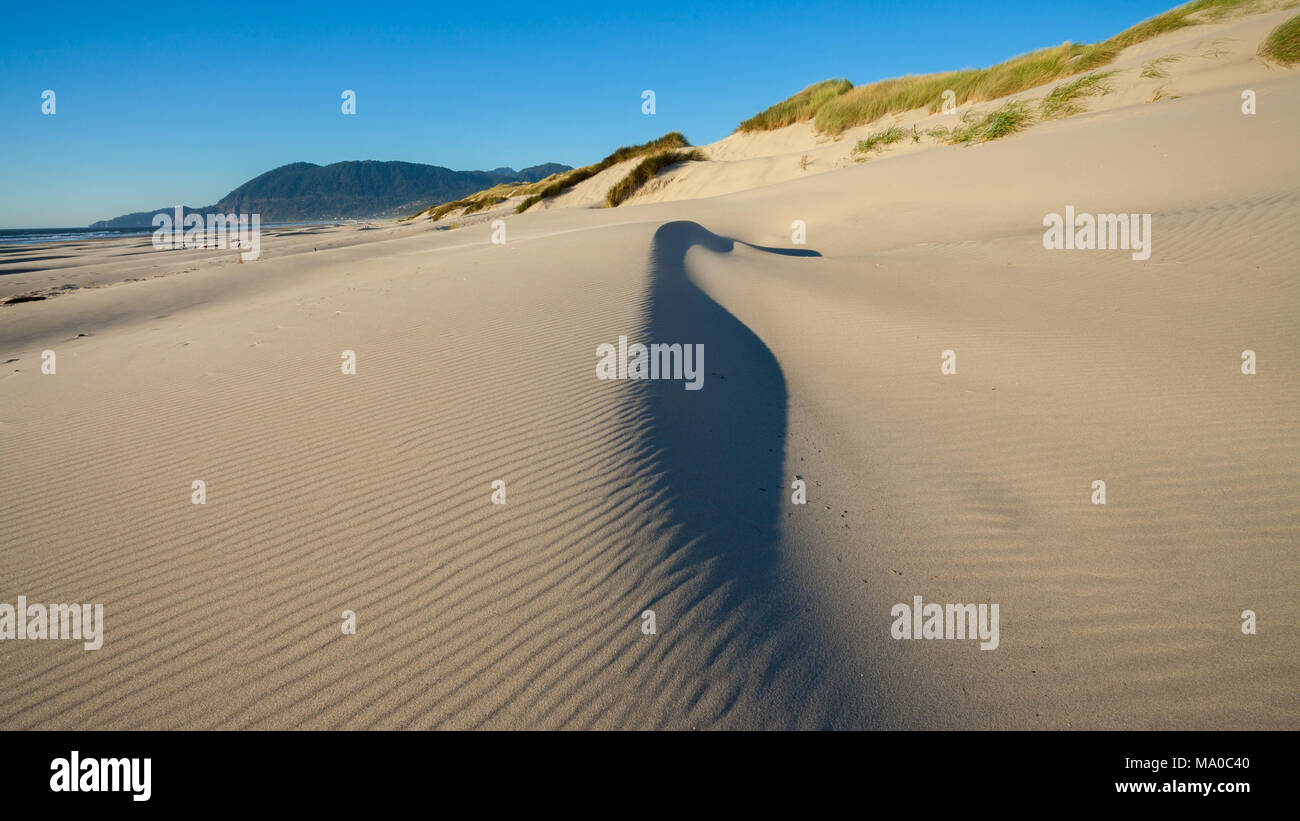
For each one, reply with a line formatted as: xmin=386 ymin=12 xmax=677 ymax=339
xmin=737 ymin=79 xmax=853 ymax=131
xmin=1140 ymin=54 xmax=1183 ymax=78
xmin=430 ymin=199 xmax=469 ymax=220
xmin=1040 ymin=70 xmax=1117 ymax=118
xmin=604 ymin=149 xmax=705 ymax=208
xmin=948 ymin=100 xmax=1034 ymax=144
xmin=1148 ymin=84 xmax=1182 ymax=102
xmin=854 ymin=125 xmax=906 ymax=154
xmin=799 ymin=154 xmax=810 ymax=171
xmin=461 ymin=196 xmax=506 ymax=215
xmin=516 ymin=132 xmax=692 ymax=213
xmin=737 ymin=0 xmax=1262 ymax=135
xmin=1259 ymin=12 xmax=1300 ymax=65
xmin=511 ymin=173 xmax=565 ymax=198
xmin=924 ymin=125 xmax=951 ymax=139
xmin=411 ymin=182 xmax=524 ymax=221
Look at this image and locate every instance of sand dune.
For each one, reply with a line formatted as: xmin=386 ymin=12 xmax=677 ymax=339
xmin=1 ymin=9 xmax=1297 ymax=729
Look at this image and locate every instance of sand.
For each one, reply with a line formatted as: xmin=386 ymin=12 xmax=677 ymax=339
xmin=0 ymin=8 xmax=1296 ymax=729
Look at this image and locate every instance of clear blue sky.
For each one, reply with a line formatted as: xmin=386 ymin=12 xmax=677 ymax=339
xmin=1 ymin=0 xmax=1178 ymax=227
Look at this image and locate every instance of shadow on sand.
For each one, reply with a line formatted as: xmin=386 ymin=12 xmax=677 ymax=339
xmin=633 ymin=220 xmax=848 ymax=726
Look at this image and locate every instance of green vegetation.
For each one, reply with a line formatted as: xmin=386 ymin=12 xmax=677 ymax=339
xmin=414 ymin=182 xmax=522 ymax=221
xmin=461 ymin=196 xmax=507 ymax=215
xmin=1040 ymin=71 xmax=1116 ymax=118
xmin=428 ymin=200 xmax=467 ymax=220
xmin=948 ymin=100 xmax=1034 ymax=144
xmin=737 ymin=79 xmax=854 ymax=131
xmin=515 ymin=132 xmax=692 ymax=213
xmin=1259 ymin=12 xmax=1300 ymax=65
xmin=736 ymin=0 xmax=1263 ymax=136
xmin=811 ymin=42 xmax=1116 ymax=135
xmin=853 ymin=125 xmax=906 ymax=155
xmin=102 ymin=160 xmax=572 ymax=227
xmin=604 ymin=149 xmax=706 ymax=207
xmin=1106 ymin=0 xmax=1251 ymax=47
xmin=512 ymin=173 xmax=563 ymax=196
xmin=1140 ymin=54 xmax=1183 ymax=78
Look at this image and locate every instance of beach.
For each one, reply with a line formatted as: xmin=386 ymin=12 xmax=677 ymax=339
xmin=1 ymin=8 xmax=1297 ymax=729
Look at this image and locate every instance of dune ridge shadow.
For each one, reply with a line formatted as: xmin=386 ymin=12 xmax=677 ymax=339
xmin=629 ymin=220 xmax=847 ymax=726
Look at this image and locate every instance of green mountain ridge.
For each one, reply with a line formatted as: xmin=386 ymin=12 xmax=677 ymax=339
xmin=90 ymin=160 xmax=571 ymax=228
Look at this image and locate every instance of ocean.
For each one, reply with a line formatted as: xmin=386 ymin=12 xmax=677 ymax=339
xmin=0 ymin=221 xmax=354 ymax=247
xmin=0 ymin=227 xmax=157 ymax=245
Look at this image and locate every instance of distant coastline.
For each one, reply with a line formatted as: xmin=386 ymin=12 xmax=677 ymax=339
xmin=0 ymin=221 xmax=350 ymax=247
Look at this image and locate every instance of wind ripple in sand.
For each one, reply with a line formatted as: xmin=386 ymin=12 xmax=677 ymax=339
xmin=0 ymin=219 xmax=879 ymax=729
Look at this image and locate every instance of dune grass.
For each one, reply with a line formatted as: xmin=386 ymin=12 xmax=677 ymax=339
xmin=948 ymin=100 xmax=1034 ymax=143
xmin=853 ymin=125 xmax=906 ymax=155
xmin=410 ymin=182 xmax=522 ymax=221
xmin=1140 ymin=54 xmax=1184 ymax=78
xmin=605 ymin=149 xmax=706 ymax=207
xmin=461 ymin=196 xmax=507 ymax=215
xmin=737 ymin=0 xmax=1262 ymax=136
xmin=429 ymin=200 xmax=467 ymax=220
xmin=1259 ymin=12 xmax=1300 ymax=64
xmin=515 ymin=132 xmax=691 ymax=213
xmin=509 ymin=173 xmax=567 ymax=199
xmin=737 ymin=79 xmax=853 ymax=131
xmin=811 ymin=42 xmax=1118 ymax=135
xmin=1040 ymin=71 xmax=1117 ymax=118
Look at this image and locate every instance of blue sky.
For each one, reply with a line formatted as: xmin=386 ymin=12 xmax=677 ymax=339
xmin=1 ymin=0 xmax=1179 ymax=227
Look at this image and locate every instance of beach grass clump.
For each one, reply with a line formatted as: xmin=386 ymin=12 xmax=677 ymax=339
xmin=512 ymin=173 xmax=566 ymax=198
xmin=737 ymin=79 xmax=854 ymax=131
xmin=461 ymin=196 xmax=507 ymax=215
xmin=516 ymin=132 xmax=692 ymax=213
xmin=1040 ymin=70 xmax=1117 ymax=118
xmin=604 ymin=149 xmax=705 ymax=207
xmin=1258 ymin=13 xmax=1300 ymax=65
xmin=948 ymin=100 xmax=1033 ymax=143
xmin=853 ymin=126 xmax=906 ymax=155
xmin=412 ymin=182 xmax=523 ymax=221
xmin=430 ymin=199 xmax=470 ymax=220
xmin=1140 ymin=54 xmax=1183 ymax=78
xmin=736 ymin=0 xmax=1262 ymax=136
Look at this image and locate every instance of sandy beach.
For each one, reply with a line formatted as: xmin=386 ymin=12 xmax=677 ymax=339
xmin=1 ymin=8 xmax=1296 ymax=729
